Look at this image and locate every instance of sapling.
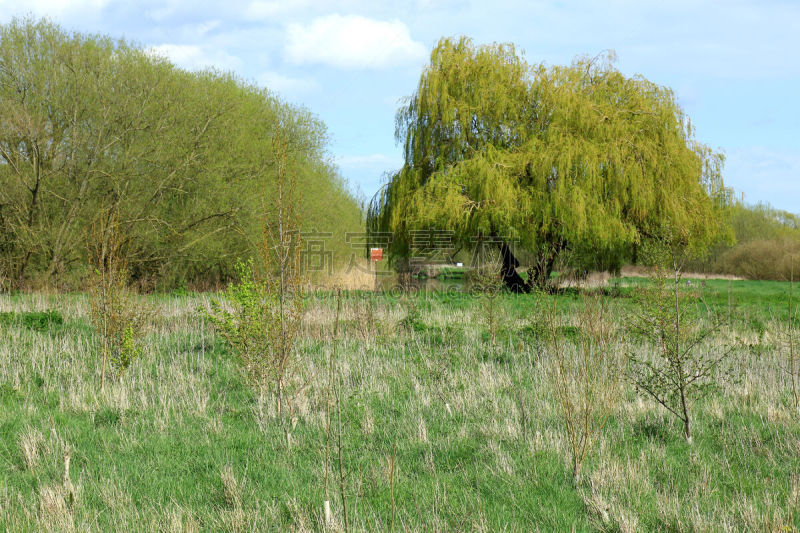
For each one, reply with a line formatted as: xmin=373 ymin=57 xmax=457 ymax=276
xmin=206 ymin=131 xmax=305 ymax=422
xmin=628 ymin=251 xmax=736 ymax=442
xmin=471 ymin=253 xmax=505 ymax=348
xmin=86 ymin=207 xmax=142 ymax=389
xmin=546 ymin=296 xmax=622 ymax=482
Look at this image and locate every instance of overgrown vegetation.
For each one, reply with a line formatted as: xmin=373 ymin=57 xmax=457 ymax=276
xmin=86 ymin=208 xmax=142 ymax=388
xmin=0 ymin=17 xmax=362 ymax=290
xmin=1 ymin=283 xmax=798 ymax=530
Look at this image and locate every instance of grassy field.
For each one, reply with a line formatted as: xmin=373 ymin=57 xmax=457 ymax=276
xmin=1 ymin=278 xmax=798 ymax=531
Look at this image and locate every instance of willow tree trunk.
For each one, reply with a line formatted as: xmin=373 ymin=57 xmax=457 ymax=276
xmin=497 ymin=242 xmax=530 ymax=294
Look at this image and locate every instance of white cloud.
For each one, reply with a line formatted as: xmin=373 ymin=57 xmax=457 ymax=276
xmin=285 ymin=14 xmax=427 ymax=69
xmin=148 ymin=43 xmax=242 ymax=72
xmin=1 ymin=0 xmax=110 ymax=17
xmin=258 ymin=71 xmax=318 ymax=95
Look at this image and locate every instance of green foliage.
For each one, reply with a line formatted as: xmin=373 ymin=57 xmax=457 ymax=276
xmin=0 ymin=310 xmax=63 ymax=332
xmin=206 ymin=260 xmax=279 ymax=389
xmin=112 ymin=325 xmax=141 ymax=375
xmin=691 ymin=202 xmax=800 ymax=280
xmin=0 ymin=17 xmax=362 ymax=289
xmin=398 ymin=294 xmax=424 ymax=333
xmin=370 ymin=37 xmax=731 ymax=287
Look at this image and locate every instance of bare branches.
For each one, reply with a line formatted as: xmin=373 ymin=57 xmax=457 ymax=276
xmin=627 ymin=257 xmax=738 ymax=441
xmin=546 ymin=296 xmax=623 ymax=481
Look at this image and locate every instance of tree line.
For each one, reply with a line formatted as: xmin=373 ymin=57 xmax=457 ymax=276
xmin=691 ymin=202 xmax=800 ymax=280
xmin=0 ymin=18 xmax=363 ymax=291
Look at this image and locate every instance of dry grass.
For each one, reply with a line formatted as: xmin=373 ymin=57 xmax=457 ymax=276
xmin=0 ymin=288 xmax=798 ymax=530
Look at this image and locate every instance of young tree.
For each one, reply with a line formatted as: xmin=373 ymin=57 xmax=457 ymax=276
xmin=368 ymin=37 xmax=731 ymax=292
xmin=627 ymin=237 xmax=737 ymax=441
xmin=87 ymin=208 xmax=142 ymax=389
xmin=546 ymin=297 xmax=622 ymax=481
xmin=206 ymin=130 xmax=305 ymax=421
xmin=470 ymin=250 xmax=505 ymax=347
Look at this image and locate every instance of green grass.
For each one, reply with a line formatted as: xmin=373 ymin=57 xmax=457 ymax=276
xmin=0 ymin=309 xmax=63 ymax=332
xmin=0 ymin=278 xmax=798 ymax=531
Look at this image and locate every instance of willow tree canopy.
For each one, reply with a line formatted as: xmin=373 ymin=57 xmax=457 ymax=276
xmin=368 ymin=37 xmax=731 ymax=291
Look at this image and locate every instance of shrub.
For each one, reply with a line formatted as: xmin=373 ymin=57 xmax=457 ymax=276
xmin=87 ymin=208 xmax=142 ymax=387
xmin=627 ymin=264 xmax=737 ymax=441
xmin=205 ymin=132 xmax=305 ymax=421
xmin=206 ymin=259 xmax=303 ymax=416
xmin=545 ymin=296 xmax=623 ymax=481
xmin=714 ymin=237 xmax=800 ymax=280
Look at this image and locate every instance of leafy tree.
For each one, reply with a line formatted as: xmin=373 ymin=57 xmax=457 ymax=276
xmin=369 ymin=37 xmax=730 ymax=291
xmin=0 ymin=17 xmax=363 ymax=289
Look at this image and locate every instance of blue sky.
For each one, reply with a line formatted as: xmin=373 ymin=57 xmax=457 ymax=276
xmin=2 ymin=0 xmax=798 ymax=212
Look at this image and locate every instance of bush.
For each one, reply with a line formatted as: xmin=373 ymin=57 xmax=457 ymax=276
xmin=714 ymin=238 xmax=800 ymax=280
xmin=0 ymin=310 xmax=63 ymax=332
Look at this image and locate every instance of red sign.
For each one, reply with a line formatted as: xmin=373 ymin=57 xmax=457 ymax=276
xmin=370 ymin=248 xmax=383 ymax=261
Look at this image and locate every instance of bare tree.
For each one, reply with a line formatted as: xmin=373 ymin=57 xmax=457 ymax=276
xmin=546 ymin=296 xmax=622 ymax=481
xmin=628 ymin=246 xmax=737 ymax=442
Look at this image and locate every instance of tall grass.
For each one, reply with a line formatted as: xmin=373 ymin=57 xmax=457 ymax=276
xmin=0 ymin=281 xmax=798 ymax=530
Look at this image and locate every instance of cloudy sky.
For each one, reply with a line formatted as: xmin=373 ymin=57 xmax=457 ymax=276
xmin=2 ymin=0 xmax=798 ymax=212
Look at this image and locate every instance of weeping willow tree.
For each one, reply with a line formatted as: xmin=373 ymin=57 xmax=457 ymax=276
xmin=368 ymin=37 xmax=731 ymax=291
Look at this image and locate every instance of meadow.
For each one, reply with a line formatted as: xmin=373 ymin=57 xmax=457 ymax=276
xmin=0 ymin=277 xmax=798 ymax=531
